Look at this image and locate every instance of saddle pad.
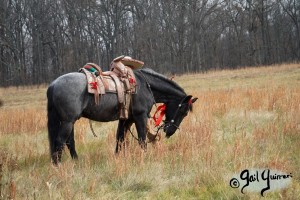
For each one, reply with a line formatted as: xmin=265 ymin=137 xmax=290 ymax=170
xmin=81 ymin=68 xmax=105 ymax=95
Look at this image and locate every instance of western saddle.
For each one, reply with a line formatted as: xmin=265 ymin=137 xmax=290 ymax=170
xmin=79 ymin=56 xmax=144 ymax=120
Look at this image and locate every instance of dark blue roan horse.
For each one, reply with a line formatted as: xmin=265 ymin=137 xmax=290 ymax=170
xmin=47 ymin=68 xmax=197 ymax=164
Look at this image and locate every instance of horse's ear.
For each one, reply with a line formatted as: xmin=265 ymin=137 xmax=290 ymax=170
xmin=183 ymin=95 xmax=193 ymax=102
xmin=184 ymin=95 xmax=197 ymax=105
xmin=169 ymin=76 xmax=175 ymax=80
xmin=191 ymin=97 xmax=198 ymax=104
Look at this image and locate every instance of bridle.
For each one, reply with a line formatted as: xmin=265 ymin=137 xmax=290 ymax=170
xmin=162 ymin=97 xmax=192 ymax=133
xmin=137 ymin=71 xmax=191 ymax=140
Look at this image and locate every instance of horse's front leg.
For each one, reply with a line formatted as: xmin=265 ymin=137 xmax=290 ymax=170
xmin=115 ymin=119 xmax=133 ymax=153
xmin=134 ymin=114 xmax=148 ymax=151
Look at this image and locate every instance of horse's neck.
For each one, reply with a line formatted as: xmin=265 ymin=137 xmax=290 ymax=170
xmin=153 ymin=83 xmax=185 ymax=103
xmin=138 ymin=70 xmax=186 ymax=103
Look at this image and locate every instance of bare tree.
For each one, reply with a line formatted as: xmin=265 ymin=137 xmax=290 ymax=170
xmin=0 ymin=0 xmax=299 ymax=86
xmin=279 ymin=0 xmax=300 ymax=59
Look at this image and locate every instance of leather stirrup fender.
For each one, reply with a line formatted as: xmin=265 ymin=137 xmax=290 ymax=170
xmin=109 ymin=73 xmax=124 ymax=104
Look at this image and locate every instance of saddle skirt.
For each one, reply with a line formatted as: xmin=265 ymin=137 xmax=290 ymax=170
xmin=80 ymin=67 xmax=122 ymax=95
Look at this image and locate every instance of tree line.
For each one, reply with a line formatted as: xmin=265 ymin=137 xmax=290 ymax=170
xmin=0 ymin=0 xmax=299 ymax=86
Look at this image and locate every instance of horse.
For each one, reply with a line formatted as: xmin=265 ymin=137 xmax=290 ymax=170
xmin=47 ymin=68 xmax=197 ymax=164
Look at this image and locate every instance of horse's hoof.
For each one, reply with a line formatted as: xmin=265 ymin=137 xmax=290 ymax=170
xmin=139 ymin=140 xmax=147 ymax=151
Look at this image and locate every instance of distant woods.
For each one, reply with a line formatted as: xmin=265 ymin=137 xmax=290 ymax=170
xmin=0 ymin=0 xmax=299 ymax=86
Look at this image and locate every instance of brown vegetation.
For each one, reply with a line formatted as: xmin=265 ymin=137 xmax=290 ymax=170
xmin=0 ymin=64 xmax=299 ymax=199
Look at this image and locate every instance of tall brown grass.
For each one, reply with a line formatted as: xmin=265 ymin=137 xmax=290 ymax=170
xmin=0 ymin=63 xmax=299 ymax=199
xmin=0 ymin=108 xmax=46 ymax=135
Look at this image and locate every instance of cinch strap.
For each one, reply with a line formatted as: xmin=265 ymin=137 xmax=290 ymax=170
xmin=153 ymin=104 xmax=166 ymax=127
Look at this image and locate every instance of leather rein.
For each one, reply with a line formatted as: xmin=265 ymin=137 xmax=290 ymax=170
xmin=138 ymin=71 xmax=190 ymax=138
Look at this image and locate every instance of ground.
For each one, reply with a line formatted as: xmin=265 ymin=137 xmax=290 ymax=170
xmin=0 ymin=63 xmax=299 ymax=199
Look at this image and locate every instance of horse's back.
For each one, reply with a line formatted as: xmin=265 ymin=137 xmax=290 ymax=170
xmin=50 ymin=72 xmax=86 ymax=89
xmin=48 ymin=72 xmax=88 ymax=122
xmin=48 ymin=72 xmax=120 ymax=122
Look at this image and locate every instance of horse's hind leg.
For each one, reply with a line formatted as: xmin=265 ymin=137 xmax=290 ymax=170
xmin=52 ymin=121 xmax=73 ymax=164
xmin=66 ymin=127 xmax=78 ymax=160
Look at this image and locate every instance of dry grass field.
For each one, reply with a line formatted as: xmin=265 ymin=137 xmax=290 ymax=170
xmin=0 ymin=63 xmax=299 ymax=199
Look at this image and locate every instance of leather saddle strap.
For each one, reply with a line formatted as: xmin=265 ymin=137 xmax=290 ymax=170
xmin=107 ymin=72 xmax=124 ymax=104
xmin=96 ymin=76 xmax=106 ymax=94
xmin=123 ymin=79 xmax=131 ymax=91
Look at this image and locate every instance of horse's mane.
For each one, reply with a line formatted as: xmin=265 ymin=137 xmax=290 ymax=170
xmin=139 ymin=68 xmax=186 ymax=95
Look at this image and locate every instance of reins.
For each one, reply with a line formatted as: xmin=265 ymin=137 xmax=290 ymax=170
xmin=89 ymin=120 xmax=98 ymax=137
xmin=126 ymin=71 xmax=163 ymax=142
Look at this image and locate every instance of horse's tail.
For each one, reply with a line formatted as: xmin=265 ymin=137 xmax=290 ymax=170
xmin=47 ymin=85 xmax=60 ymax=159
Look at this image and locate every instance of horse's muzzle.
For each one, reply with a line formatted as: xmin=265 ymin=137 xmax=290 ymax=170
xmin=164 ymin=123 xmax=178 ymax=138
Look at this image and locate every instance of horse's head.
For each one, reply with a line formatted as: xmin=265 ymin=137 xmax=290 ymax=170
xmin=164 ymin=95 xmax=198 ymax=137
